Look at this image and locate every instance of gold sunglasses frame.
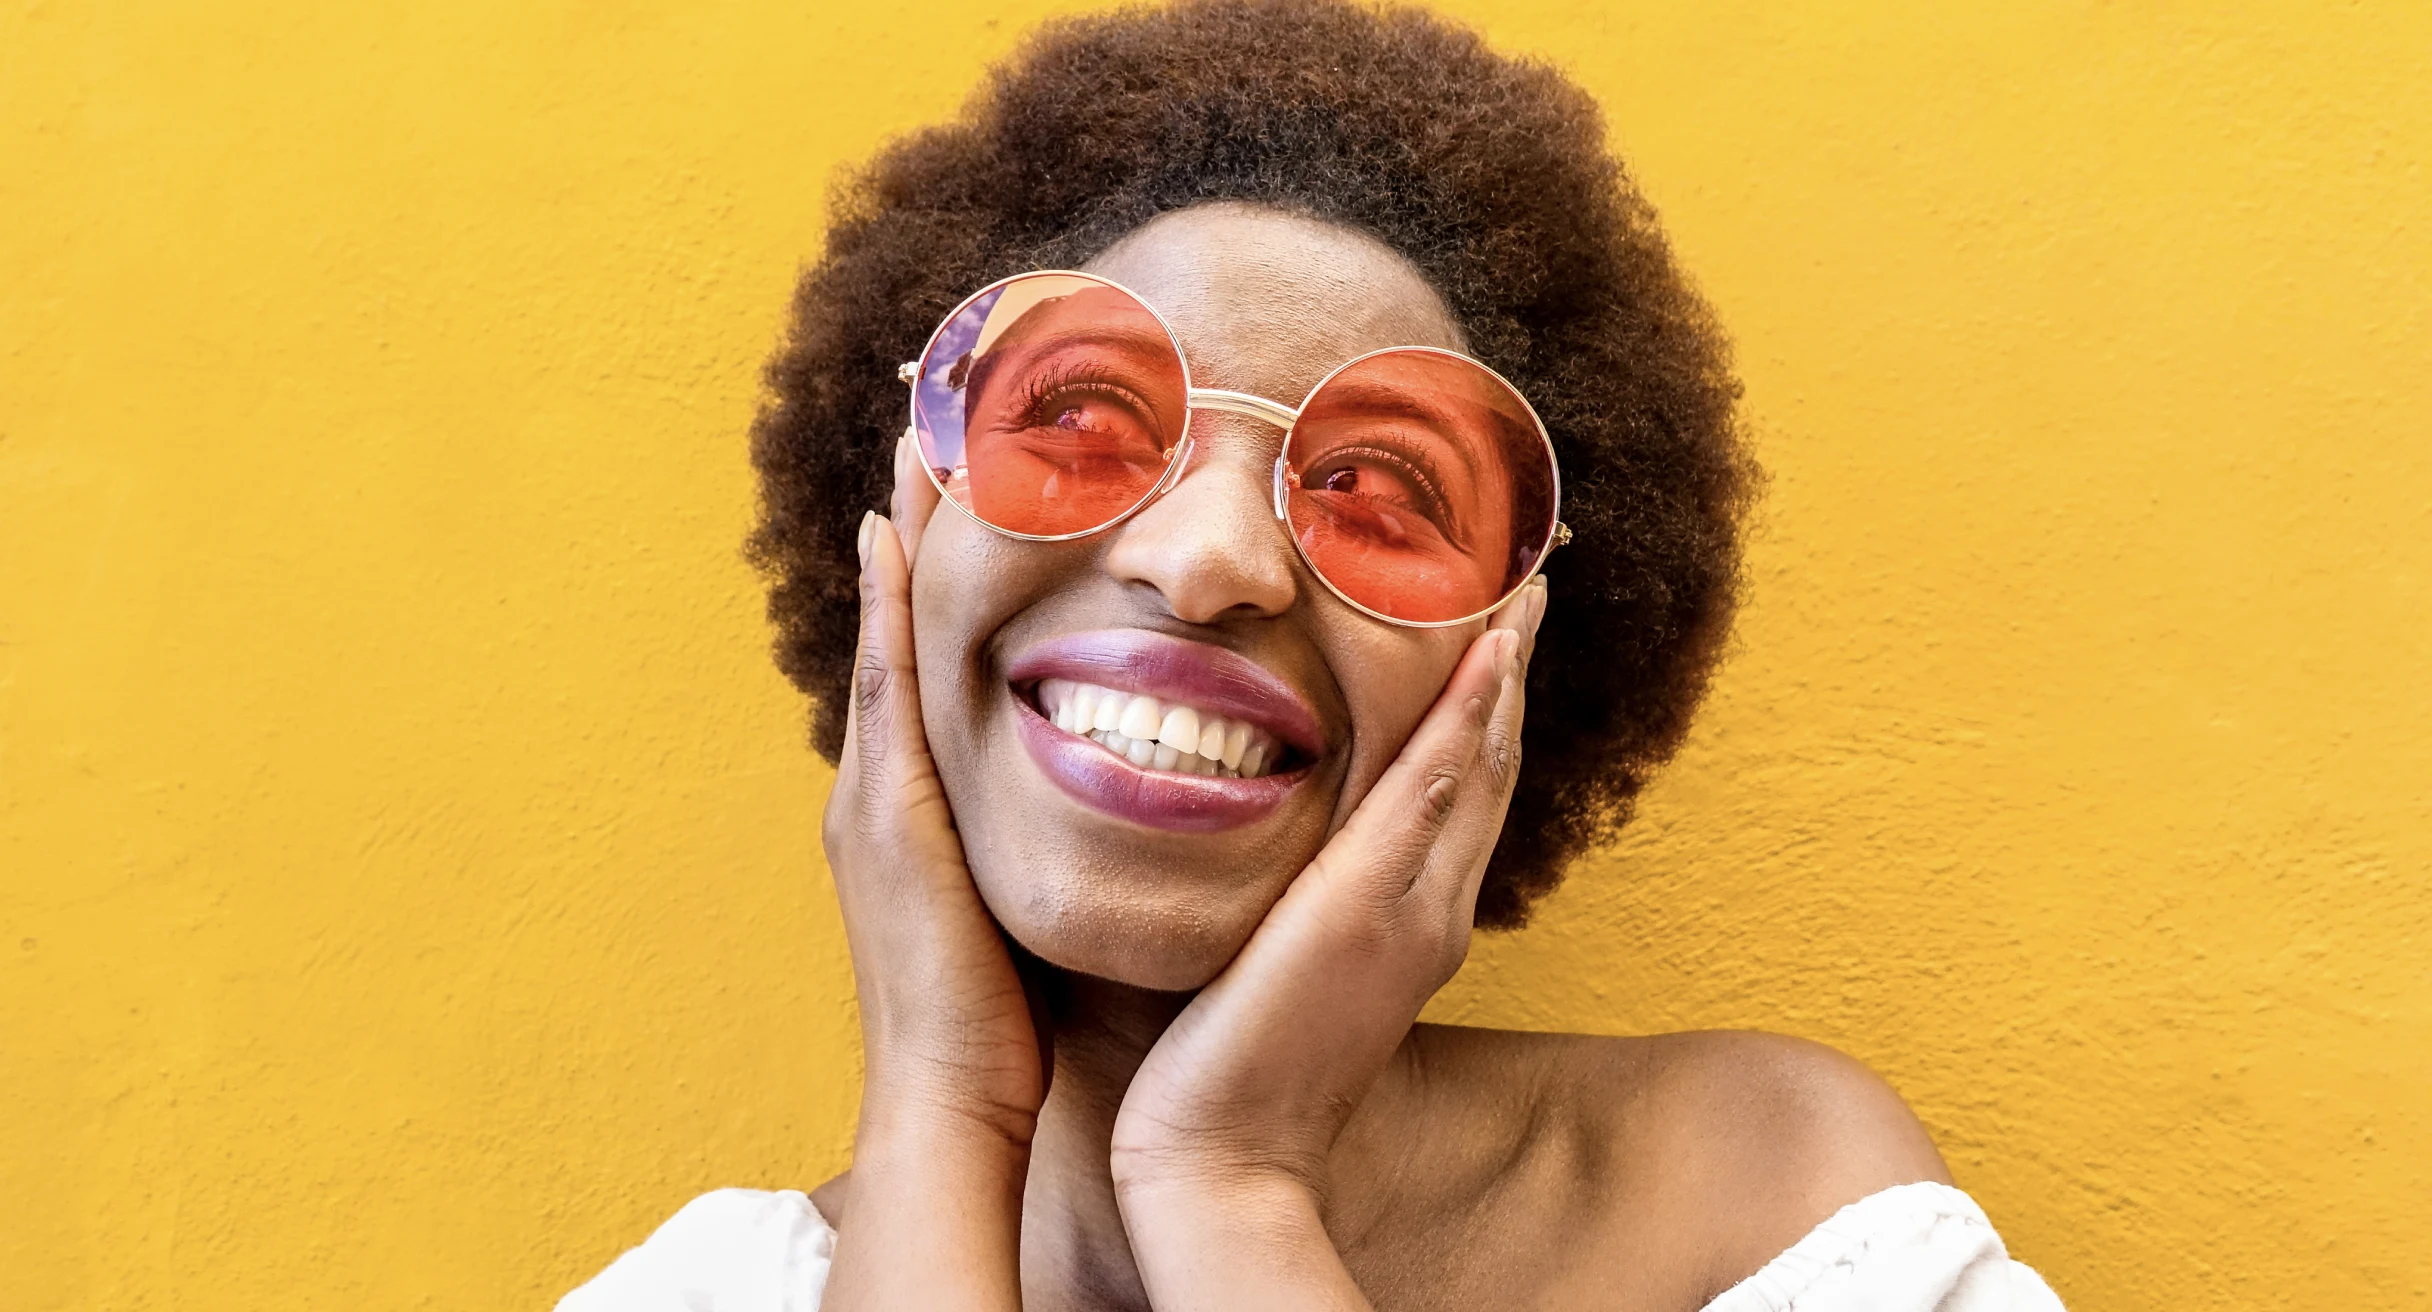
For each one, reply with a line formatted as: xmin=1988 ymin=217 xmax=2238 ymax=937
xmin=900 ymin=269 xmax=1570 ymax=629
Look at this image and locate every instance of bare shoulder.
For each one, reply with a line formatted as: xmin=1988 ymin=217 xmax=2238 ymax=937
xmin=1618 ymin=1028 xmax=1951 ymax=1214
xmin=1385 ymin=1024 xmax=1951 ymax=1305
xmin=809 ymin=1170 xmax=851 ymax=1227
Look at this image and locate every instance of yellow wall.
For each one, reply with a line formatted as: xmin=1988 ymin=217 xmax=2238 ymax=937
xmin=4 ymin=1 xmax=2426 ymax=1306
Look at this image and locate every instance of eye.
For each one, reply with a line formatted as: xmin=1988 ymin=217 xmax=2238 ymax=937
xmin=1007 ymin=373 xmax=1170 ymax=461
xmin=1298 ymin=444 xmax=1454 ymax=538
xmin=1038 ymin=394 xmax=1140 ymax=436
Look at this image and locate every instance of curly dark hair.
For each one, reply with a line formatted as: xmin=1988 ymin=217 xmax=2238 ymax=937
xmin=748 ymin=0 xmax=1756 ymax=928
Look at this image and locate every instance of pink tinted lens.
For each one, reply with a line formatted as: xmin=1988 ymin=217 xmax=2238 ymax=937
xmin=912 ymin=274 xmax=1189 ymax=538
xmin=1281 ymin=349 xmax=1557 ymax=623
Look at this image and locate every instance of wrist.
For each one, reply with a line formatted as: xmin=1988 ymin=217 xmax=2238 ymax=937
xmin=1114 ymin=1167 xmax=1368 ymax=1312
xmin=857 ymin=1063 xmax=1042 ymax=1158
xmin=858 ymin=1005 xmax=1044 ymax=1134
xmin=1109 ymin=1111 xmax=1331 ymax=1199
xmin=1115 ymin=1157 xmax=1319 ymax=1217
xmin=828 ymin=1076 xmax=1031 ymax=1312
xmin=1111 ymin=1135 xmax=1333 ymax=1242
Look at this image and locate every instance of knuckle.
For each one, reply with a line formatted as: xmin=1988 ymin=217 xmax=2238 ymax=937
xmin=853 ymin=647 xmax=895 ymax=718
xmin=1332 ymin=859 xmax=1430 ymax=949
xmin=1418 ymin=765 xmax=1464 ymax=826
xmin=1464 ymin=687 xmax=1496 ymax=728
xmin=1325 ymin=900 xmax=1408 ymax=962
xmin=1307 ymin=855 xmax=1406 ymax=944
xmin=819 ymin=807 xmax=854 ymax=868
xmin=1431 ymin=923 xmax=1473 ymax=982
xmin=1485 ymin=727 xmax=1521 ymax=788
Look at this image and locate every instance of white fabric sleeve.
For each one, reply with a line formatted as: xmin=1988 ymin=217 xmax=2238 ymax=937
xmin=554 ymin=1188 xmax=833 ymax=1312
xmin=1701 ymin=1181 xmax=2064 ymax=1312
xmin=551 ymin=1179 xmax=2059 ymax=1312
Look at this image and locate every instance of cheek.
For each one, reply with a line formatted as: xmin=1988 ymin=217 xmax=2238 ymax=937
xmin=909 ymin=515 xmax=1050 ymax=737
xmin=1322 ymin=621 xmax=1478 ymax=829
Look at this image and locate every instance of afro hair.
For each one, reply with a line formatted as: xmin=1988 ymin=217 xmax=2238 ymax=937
xmin=747 ymin=0 xmax=1757 ymax=927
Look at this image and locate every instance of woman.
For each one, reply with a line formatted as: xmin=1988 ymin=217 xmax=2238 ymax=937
xmin=564 ymin=1 xmax=2063 ymax=1307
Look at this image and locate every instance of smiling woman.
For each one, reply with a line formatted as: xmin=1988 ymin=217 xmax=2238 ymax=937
xmin=555 ymin=0 xmax=2061 ymax=1308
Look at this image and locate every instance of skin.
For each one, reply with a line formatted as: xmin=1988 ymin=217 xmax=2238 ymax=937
xmin=818 ymin=204 xmax=1951 ymax=1311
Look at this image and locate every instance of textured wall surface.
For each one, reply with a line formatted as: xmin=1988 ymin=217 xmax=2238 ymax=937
xmin=4 ymin=1 xmax=2427 ymax=1307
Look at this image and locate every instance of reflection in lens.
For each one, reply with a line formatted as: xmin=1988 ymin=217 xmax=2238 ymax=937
xmin=912 ymin=274 xmax=1189 ymax=538
xmin=1283 ymin=350 xmax=1555 ymax=623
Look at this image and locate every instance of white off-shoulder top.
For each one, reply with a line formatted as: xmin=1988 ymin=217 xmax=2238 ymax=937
xmin=557 ymin=1180 xmax=2063 ymax=1310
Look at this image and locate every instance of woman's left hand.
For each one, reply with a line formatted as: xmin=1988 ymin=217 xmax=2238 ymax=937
xmin=1109 ymin=576 xmax=1550 ymax=1310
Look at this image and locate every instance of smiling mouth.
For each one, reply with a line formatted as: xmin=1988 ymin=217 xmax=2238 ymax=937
xmin=1031 ymin=679 xmax=1288 ymax=778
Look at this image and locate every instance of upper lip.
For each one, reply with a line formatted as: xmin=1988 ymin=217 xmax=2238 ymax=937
xmin=1006 ymin=629 xmax=1327 ymax=760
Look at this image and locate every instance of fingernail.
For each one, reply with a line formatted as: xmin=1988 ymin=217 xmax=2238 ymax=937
xmin=1496 ymin=628 xmax=1520 ymax=679
xmin=857 ymin=511 xmax=876 ymax=566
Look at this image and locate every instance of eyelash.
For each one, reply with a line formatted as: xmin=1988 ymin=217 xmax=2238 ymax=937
xmin=1312 ymin=441 xmax=1456 ymax=534
xmin=1011 ymin=363 xmax=1157 ymax=434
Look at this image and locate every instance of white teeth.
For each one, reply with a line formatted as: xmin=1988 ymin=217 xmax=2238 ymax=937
xmin=1042 ymin=681 xmax=1286 ymax=779
xmin=1117 ymin=695 xmax=1163 ymax=742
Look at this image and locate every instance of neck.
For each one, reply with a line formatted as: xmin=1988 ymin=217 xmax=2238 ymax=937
xmin=1020 ymin=967 xmax=1189 ymax=1312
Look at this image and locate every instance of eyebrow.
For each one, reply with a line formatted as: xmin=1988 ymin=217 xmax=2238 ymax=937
xmin=965 ymin=327 xmax=1183 ymax=417
xmin=1297 ymin=377 xmax=1538 ymax=484
xmin=1002 ymin=327 xmax=1179 ymax=370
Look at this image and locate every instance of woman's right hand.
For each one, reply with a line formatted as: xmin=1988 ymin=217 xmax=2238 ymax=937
xmin=818 ymin=430 xmax=1038 ymax=1311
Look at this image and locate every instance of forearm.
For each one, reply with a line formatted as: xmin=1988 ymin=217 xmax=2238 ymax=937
xmin=1118 ymin=1170 xmax=1372 ymax=1312
xmin=822 ymin=1089 xmax=1034 ymax=1311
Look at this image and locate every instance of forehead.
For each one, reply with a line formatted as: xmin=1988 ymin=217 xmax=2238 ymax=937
xmin=1080 ymin=203 xmax=1466 ymax=401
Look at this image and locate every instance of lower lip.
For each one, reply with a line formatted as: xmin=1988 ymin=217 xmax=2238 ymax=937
xmin=1013 ymin=696 xmax=1301 ymax=832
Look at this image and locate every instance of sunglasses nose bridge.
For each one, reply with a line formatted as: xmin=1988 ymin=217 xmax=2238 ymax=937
xmin=1182 ymin=388 xmax=1299 ymax=523
xmin=1185 ymin=387 xmax=1300 ymax=431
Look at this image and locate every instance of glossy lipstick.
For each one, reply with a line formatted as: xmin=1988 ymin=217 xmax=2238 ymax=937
xmin=1007 ymin=630 xmax=1324 ymax=832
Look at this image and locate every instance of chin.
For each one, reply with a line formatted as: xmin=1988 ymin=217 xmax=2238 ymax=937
xmin=923 ymin=625 xmax=1347 ymax=993
xmin=971 ymin=845 xmax=1275 ymax=992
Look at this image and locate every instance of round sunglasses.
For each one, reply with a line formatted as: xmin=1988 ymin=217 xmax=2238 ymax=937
xmin=900 ymin=270 xmax=1568 ymax=627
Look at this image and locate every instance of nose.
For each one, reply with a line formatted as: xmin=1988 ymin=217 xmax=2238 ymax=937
xmin=1101 ymin=421 xmax=1299 ymax=624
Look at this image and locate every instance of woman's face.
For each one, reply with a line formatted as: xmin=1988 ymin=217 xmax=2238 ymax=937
xmin=911 ymin=204 xmax=1484 ymax=990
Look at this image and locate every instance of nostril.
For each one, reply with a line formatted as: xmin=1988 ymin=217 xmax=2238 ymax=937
xmin=1101 ymin=462 xmax=1301 ymax=624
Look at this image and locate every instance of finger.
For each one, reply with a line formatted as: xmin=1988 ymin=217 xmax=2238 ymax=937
xmin=1470 ymin=576 xmax=1546 ymax=821
xmin=1486 ymin=574 xmax=1548 ymax=667
xmin=1454 ymin=589 xmax=1541 ymax=903
xmin=1520 ymin=575 xmax=1548 ymax=663
xmin=1304 ymin=626 xmax=1516 ymax=914
xmin=891 ymin=424 xmax=943 ymax=568
xmin=1209 ymin=629 xmax=1517 ymax=1036
xmin=848 ymin=508 xmax=936 ymax=797
xmin=841 ymin=432 xmax=934 ymax=779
